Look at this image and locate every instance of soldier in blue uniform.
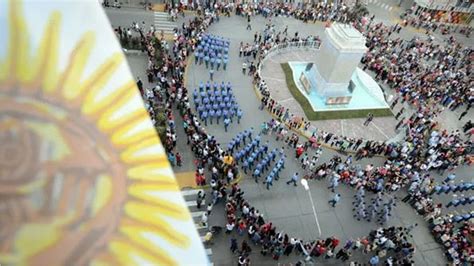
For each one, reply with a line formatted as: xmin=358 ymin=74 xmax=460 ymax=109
xmin=209 ymin=109 xmax=215 ymax=125
xmin=194 ymin=51 xmax=200 ymax=64
xmin=202 ymin=110 xmax=208 ymax=126
xmin=237 ymin=109 xmax=243 ymax=124
xmin=224 ymin=117 xmax=231 ymax=132
xmin=204 ymin=54 xmax=210 ymax=68
xmin=215 ymin=109 xmax=222 ymax=124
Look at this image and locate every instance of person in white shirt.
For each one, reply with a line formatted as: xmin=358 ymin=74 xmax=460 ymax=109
xmin=201 ymin=212 xmax=208 ymax=227
xmin=206 ymin=203 xmax=213 ymax=215
xmin=226 ymin=222 xmax=235 ymax=234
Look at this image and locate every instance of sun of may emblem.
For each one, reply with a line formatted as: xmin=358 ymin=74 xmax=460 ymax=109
xmin=0 ymin=1 xmax=204 ymax=265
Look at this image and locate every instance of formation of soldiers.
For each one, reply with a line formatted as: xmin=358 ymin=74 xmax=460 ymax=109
xmin=194 ymin=34 xmax=230 ymax=71
xmin=193 ymin=81 xmax=243 ymax=130
xmin=352 ymin=188 xmax=397 ymax=225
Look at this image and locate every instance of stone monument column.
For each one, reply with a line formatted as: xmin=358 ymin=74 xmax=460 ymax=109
xmin=314 ymin=23 xmax=367 ymax=99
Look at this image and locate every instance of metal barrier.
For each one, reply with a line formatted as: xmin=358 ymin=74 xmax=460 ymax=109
xmin=258 ymin=40 xmax=321 ymax=79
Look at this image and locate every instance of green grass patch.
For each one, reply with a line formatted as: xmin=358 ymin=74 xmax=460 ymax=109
xmin=280 ymin=63 xmax=393 ymax=121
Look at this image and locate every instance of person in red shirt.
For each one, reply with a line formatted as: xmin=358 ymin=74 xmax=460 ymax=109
xmin=195 ymin=171 xmax=205 ymax=186
xmin=176 ymin=152 xmax=182 ymax=167
xmin=331 ymin=237 xmax=340 ymax=250
xmin=317 ymin=244 xmax=327 ymax=257
xmin=295 ymin=146 xmax=304 ymax=159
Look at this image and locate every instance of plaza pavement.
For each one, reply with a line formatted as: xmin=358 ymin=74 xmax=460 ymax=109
xmin=184 ymin=14 xmax=446 ymax=266
xmin=109 ymin=6 xmax=473 ymax=266
xmin=259 ymin=50 xmax=398 ymax=142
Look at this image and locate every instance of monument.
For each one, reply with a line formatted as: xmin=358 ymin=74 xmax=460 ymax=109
xmin=303 ymin=23 xmax=366 ymax=105
xmin=286 ymin=22 xmax=391 ymax=119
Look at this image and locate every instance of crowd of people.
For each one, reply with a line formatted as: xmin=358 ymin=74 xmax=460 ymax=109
xmin=361 ymin=22 xmax=472 ymax=112
xmin=126 ymin=5 xmax=246 ymax=191
xmin=219 ymin=181 xmax=416 ymax=265
xmin=235 ymin=1 xmax=353 ymax=25
xmin=400 ymin=6 xmax=472 ymax=38
xmin=233 ymin=3 xmax=473 ymax=264
xmin=123 ymin=1 xmax=472 ymax=264
xmin=401 ymin=168 xmax=473 ymax=263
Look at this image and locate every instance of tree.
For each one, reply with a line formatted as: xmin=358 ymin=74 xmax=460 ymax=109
xmin=154 ymin=111 xmax=168 ymax=147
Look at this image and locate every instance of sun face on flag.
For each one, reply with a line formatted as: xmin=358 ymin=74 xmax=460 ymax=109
xmin=0 ymin=1 xmax=207 ymax=265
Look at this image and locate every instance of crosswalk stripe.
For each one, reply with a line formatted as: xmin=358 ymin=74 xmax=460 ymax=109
xmin=154 ymin=24 xmax=176 ymax=29
xmin=181 ymin=189 xmax=200 ymax=196
xmin=153 ymin=11 xmax=177 ymax=34
xmin=195 ymin=223 xmax=208 ymax=230
xmin=154 ymin=19 xmax=175 ymax=24
xmin=186 ymin=201 xmax=197 ymax=207
xmin=191 ymin=211 xmax=205 ymax=218
xmin=388 ymin=6 xmax=393 ymax=11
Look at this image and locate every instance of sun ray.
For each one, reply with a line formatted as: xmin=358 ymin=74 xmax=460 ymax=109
xmin=97 ymin=91 xmax=148 ymax=131
xmin=110 ymin=119 xmax=158 ymax=148
xmin=122 ymin=206 xmax=189 ymax=247
xmin=33 ymin=12 xmax=61 ymax=93
xmin=120 ymin=138 xmax=167 ymax=165
xmin=7 ymin=0 xmax=32 ymax=87
xmin=119 ymin=225 xmax=179 ymax=265
xmin=90 ymin=251 xmax=121 ymax=266
xmin=129 ymin=182 xmax=179 ymax=192
xmin=109 ymin=239 xmax=176 ymax=266
xmin=90 ymin=175 xmax=112 ymax=216
xmin=81 ymin=80 xmax=135 ymax=116
xmin=63 ymin=52 xmax=122 ymax=102
xmin=127 ymin=164 xmax=176 ymax=183
xmin=124 ymin=199 xmax=187 ymax=220
xmin=55 ymin=32 xmax=95 ymax=95
xmin=127 ymin=187 xmax=187 ymax=219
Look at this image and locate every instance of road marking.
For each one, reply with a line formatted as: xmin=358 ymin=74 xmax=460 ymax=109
xmin=181 ymin=189 xmax=200 ymax=196
xmin=186 ymin=201 xmax=197 ymax=207
xmin=371 ymin=121 xmax=390 ymax=140
xmin=264 ymin=76 xmax=285 ymax=82
xmin=280 ymin=97 xmax=294 ymax=104
xmin=388 ymin=6 xmax=393 ymax=11
xmin=340 ymin=120 xmax=345 ymax=137
xmin=305 ymin=189 xmax=322 ymax=237
xmin=191 ymin=211 xmax=205 ymax=218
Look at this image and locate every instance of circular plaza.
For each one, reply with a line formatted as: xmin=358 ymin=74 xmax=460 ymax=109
xmin=108 ymin=1 xmax=473 ymax=265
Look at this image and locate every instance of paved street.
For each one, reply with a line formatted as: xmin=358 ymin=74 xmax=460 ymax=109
xmin=183 ymin=13 xmax=472 ymax=266
xmin=108 ymin=4 xmax=473 ymax=265
xmin=105 ymin=7 xmax=155 ymax=30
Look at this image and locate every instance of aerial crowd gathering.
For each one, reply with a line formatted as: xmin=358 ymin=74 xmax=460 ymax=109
xmin=113 ymin=0 xmax=473 ymax=265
